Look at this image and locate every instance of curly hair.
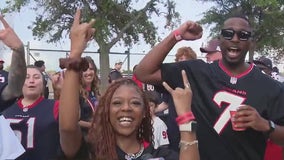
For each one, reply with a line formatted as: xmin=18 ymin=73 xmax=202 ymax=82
xmin=175 ymin=46 xmax=197 ymax=62
xmin=87 ymin=78 xmax=153 ymax=160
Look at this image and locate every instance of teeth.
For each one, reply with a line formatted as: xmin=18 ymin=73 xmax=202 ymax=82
xmin=119 ymin=117 xmax=133 ymax=122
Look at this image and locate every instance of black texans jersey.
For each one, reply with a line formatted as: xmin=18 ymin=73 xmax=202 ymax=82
xmin=161 ymin=59 xmax=284 ymax=160
xmin=3 ymin=97 xmax=60 ymax=160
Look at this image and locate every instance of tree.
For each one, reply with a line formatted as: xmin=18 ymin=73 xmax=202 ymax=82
xmin=2 ymin=0 xmax=180 ymax=92
xmin=197 ymin=0 xmax=284 ymax=62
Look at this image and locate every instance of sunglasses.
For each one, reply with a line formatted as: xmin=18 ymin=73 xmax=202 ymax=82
xmin=221 ymin=29 xmax=252 ymax=41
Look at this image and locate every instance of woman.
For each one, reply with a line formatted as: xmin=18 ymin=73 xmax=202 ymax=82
xmin=59 ymin=9 xmax=199 ymax=160
xmin=78 ymin=56 xmax=100 ymax=130
xmin=3 ymin=65 xmax=60 ymax=160
xmin=52 ymin=56 xmax=100 ymax=131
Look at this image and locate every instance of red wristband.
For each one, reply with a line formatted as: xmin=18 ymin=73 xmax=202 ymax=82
xmin=176 ymin=112 xmax=195 ymax=125
xmin=173 ymin=29 xmax=182 ymax=41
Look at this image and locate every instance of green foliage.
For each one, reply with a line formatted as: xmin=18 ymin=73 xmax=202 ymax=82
xmin=1 ymin=0 xmax=180 ymax=91
xmin=197 ymin=0 xmax=284 ymax=62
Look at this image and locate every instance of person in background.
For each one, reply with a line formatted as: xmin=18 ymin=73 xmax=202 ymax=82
xmin=200 ymin=38 xmax=222 ymax=63
xmin=272 ymin=67 xmax=284 ymax=83
xmin=175 ymin=46 xmax=197 ymax=62
xmin=254 ymin=56 xmax=284 ymax=83
xmin=145 ymin=90 xmax=169 ymax=149
xmin=0 ymin=59 xmax=8 ymax=84
xmin=253 ymin=56 xmax=284 ymax=160
xmin=78 ymin=56 xmax=100 ymax=133
xmin=108 ymin=60 xmax=123 ymax=83
xmin=59 ymin=9 xmax=199 ymax=160
xmin=52 ymin=56 xmax=100 ymax=139
xmin=135 ymin=15 xmax=284 ymax=160
xmin=2 ymin=65 xmax=60 ymax=160
xmin=0 ymin=14 xmax=26 ymax=160
xmin=34 ymin=60 xmax=50 ymax=99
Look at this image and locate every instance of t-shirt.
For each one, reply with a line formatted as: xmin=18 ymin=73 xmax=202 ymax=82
xmin=152 ymin=116 xmax=169 ymax=149
xmin=161 ymin=59 xmax=284 ymax=160
xmin=62 ymin=140 xmax=179 ymax=160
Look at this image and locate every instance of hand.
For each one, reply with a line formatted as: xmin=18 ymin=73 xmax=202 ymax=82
xmin=0 ymin=15 xmax=23 ymax=51
xmin=51 ymin=71 xmax=64 ymax=91
xmin=234 ymin=105 xmax=269 ymax=131
xmin=162 ymin=70 xmax=192 ymax=116
xmin=177 ymin=21 xmax=203 ymax=41
xmin=70 ymin=9 xmax=96 ymax=58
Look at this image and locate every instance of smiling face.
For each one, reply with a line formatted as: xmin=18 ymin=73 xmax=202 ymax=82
xmin=109 ymin=84 xmax=145 ymax=138
xmin=23 ymin=67 xmax=44 ymax=99
xmin=220 ymin=17 xmax=252 ymax=66
xmin=82 ymin=62 xmax=96 ymax=86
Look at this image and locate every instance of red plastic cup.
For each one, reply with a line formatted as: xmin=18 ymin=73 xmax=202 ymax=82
xmin=230 ymin=110 xmax=246 ymax=131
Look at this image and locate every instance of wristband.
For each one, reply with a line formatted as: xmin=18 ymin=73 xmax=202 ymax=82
xmin=59 ymin=57 xmax=89 ymax=72
xmin=173 ymin=29 xmax=182 ymax=41
xmin=176 ymin=112 xmax=195 ymax=125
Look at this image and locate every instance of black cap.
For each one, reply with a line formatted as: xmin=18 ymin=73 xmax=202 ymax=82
xmin=253 ymin=56 xmax=272 ymax=70
xmin=34 ymin=60 xmax=45 ymax=67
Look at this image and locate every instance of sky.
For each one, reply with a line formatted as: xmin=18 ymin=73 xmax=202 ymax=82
xmin=0 ymin=0 xmax=216 ymax=72
xmin=3 ymin=0 xmax=282 ymax=73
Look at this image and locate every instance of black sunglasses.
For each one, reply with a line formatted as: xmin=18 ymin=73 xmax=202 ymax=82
xmin=221 ymin=29 xmax=252 ymax=41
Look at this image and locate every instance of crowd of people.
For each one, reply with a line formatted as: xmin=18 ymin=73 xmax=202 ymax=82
xmin=0 ymin=8 xmax=284 ymax=160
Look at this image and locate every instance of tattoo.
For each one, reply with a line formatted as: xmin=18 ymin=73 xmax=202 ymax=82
xmin=2 ymin=45 xmax=26 ymax=101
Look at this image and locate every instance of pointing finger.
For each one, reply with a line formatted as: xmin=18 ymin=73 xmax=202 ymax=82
xmin=73 ymin=9 xmax=81 ymax=26
xmin=162 ymin=82 xmax=173 ymax=94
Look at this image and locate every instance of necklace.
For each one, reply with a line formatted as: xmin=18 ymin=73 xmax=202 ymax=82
xmin=124 ymin=144 xmax=144 ymax=160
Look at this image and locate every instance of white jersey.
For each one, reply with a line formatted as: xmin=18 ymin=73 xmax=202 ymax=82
xmin=0 ymin=115 xmax=25 ymax=159
xmin=152 ymin=116 xmax=169 ymax=149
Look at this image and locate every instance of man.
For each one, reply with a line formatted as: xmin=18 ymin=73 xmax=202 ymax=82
xmin=108 ymin=60 xmax=123 ymax=83
xmin=253 ymin=56 xmax=273 ymax=76
xmin=253 ymin=56 xmax=284 ymax=160
xmin=254 ymin=56 xmax=284 ymax=83
xmin=0 ymin=15 xmax=26 ymax=159
xmin=34 ymin=60 xmax=50 ymax=98
xmin=200 ymin=38 xmax=222 ymax=63
xmin=135 ymin=16 xmax=284 ymax=160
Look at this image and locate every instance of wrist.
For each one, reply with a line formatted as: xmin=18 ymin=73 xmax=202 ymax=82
xmin=173 ymin=29 xmax=182 ymax=41
xmin=176 ymin=111 xmax=195 ymax=125
xmin=59 ymin=57 xmax=89 ymax=72
xmin=12 ymin=44 xmax=24 ymax=53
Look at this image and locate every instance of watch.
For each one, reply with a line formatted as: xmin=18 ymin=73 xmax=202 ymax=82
xmin=179 ymin=121 xmax=197 ymax=132
xmin=264 ymin=120 xmax=275 ymax=136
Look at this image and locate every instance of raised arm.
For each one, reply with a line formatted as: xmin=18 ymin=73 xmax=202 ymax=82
xmin=163 ymin=70 xmax=199 ymax=160
xmin=135 ymin=21 xmax=203 ymax=84
xmin=59 ymin=9 xmax=95 ymax=158
xmin=0 ymin=15 xmax=26 ymax=102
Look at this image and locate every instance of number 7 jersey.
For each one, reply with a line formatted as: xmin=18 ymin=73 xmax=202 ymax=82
xmin=161 ymin=59 xmax=284 ymax=160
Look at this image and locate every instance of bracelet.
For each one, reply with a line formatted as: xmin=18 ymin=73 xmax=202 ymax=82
xmin=173 ymin=29 xmax=182 ymax=41
xmin=179 ymin=140 xmax=198 ymax=150
xmin=176 ymin=112 xmax=195 ymax=125
xmin=59 ymin=57 xmax=89 ymax=72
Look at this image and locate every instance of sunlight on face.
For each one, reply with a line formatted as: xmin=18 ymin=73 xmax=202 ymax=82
xmin=23 ymin=68 xmax=44 ymax=98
